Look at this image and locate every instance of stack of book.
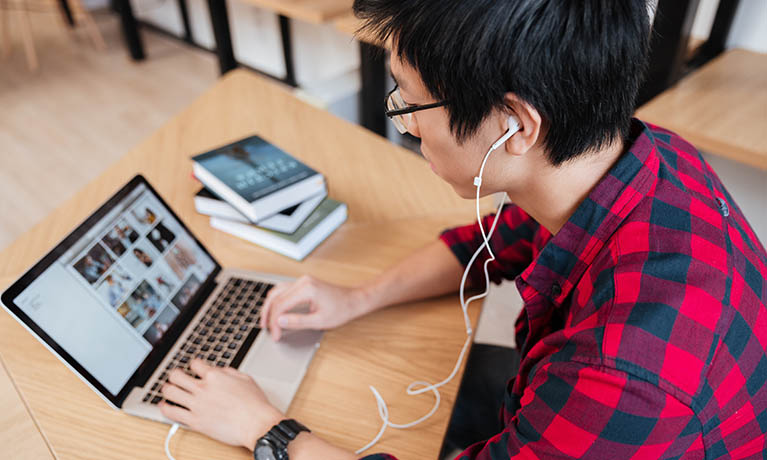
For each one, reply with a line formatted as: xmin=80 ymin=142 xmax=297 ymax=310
xmin=192 ymin=135 xmax=347 ymax=261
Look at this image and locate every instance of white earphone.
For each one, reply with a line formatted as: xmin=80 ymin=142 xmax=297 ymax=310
xmin=356 ymin=115 xmax=521 ymax=454
xmin=163 ymin=117 xmax=524 ymax=460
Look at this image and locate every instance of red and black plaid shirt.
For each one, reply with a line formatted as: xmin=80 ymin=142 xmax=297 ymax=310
xmin=362 ymin=120 xmax=767 ymax=459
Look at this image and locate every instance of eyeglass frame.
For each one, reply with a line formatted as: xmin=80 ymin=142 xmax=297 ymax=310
xmin=384 ymin=86 xmax=448 ymax=133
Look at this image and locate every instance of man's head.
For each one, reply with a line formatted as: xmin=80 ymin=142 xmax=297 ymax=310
xmin=355 ymin=0 xmax=651 ymax=196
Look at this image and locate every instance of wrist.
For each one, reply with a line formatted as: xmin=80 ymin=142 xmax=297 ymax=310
xmin=243 ymin=408 xmax=284 ymax=451
xmin=355 ymin=281 xmax=383 ymax=316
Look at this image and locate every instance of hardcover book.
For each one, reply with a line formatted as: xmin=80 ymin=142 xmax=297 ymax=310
xmin=192 ymin=135 xmax=326 ymax=222
xmin=194 ymin=187 xmax=326 ymax=234
xmin=210 ymin=198 xmax=347 ymax=261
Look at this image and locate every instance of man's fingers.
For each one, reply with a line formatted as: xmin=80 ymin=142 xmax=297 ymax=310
xmin=221 ymin=366 xmax=249 ymax=379
xmin=159 ymin=401 xmax=194 ymax=426
xmin=161 ymin=383 xmax=194 ymax=408
xmin=260 ymin=282 xmax=292 ymax=329
xmin=190 ymin=359 xmax=213 ymax=378
xmin=277 ymin=312 xmax=322 ymax=331
xmin=167 ymin=368 xmax=200 ymax=393
xmin=267 ymin=287 xmax=314 ymax=341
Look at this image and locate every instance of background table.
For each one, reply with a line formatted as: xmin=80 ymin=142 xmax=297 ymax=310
xmin=0 ymin=69 xmax=491 ymax=459
xmin=636 ymin=49 xmax=767 ymax=171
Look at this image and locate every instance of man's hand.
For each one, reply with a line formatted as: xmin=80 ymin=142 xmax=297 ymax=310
xmin=160 ymin=360 xmax=283 ymax=450
xmin=261 ymin=275 xmax=370 ymax=341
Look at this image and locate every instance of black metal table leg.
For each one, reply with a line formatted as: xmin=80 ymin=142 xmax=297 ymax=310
xmin=58 ymin=0 xmax=75 ymax=27
xmin=278 ymin=15 xmax=297 ymax=87
xmin=176 ymin=0 xmax=194 ymax=44
xmin=207 ymin=0 xmax=237 ymax=74
xmin=359 ymin=42 xmax=387 ymax=137
xmin=114 ymin=0 xmax=145 ymax=60
xmin=688 ymin=0 xmax=741 ymax=70
xmin=637 ymin=0 xmax=701 ymax=106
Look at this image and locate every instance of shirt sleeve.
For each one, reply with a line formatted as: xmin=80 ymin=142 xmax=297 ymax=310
xmin=457 ymin=361 xmax=701 ymax=459
xmin=439 ymin=204 xmax=544 ymax=288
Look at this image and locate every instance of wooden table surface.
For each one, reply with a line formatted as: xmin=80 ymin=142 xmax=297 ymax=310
xmin=241 ymin=0 xmax=353 ymax=24
xmin=636 ymin=49 xmax=767 ymax=171
xmin=0 ymin=69 xmax=490 ymax=459
xmin=334 ymin=11 xmax=387 ymax=47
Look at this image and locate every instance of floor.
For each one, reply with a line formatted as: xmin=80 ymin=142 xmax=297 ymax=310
xmin=0 ymin=8 xmax=218 ymax=251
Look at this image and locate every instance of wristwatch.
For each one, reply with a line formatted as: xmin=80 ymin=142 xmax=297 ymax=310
xmin=254 ymin=419 xmax=310 ymax=460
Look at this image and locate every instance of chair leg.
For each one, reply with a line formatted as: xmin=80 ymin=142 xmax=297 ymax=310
xmin=20 ymin=6 xmax=38 ymax=71
xmin=69 ymin=0 xmax=106 ymax=50
xmin=1 ymin=0 xmax=11 ymax=58
xmin=55 ymin=0 xmax=78 ymax=43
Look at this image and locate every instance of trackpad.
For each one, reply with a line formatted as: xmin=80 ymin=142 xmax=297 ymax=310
xmin=240 ymin=329 xmax=322 ymax=382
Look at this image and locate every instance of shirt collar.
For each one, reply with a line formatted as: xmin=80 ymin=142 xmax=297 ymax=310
xmin=519 ymin=119 xmax=661 ymax=305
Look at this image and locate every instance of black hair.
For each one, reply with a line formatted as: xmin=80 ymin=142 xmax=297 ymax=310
xmin=354 ymin=0 xmax=652 ymax=165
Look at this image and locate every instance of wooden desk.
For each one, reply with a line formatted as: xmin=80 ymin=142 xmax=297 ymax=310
xmin=0 ymin=69 xmax=488 ymax=459
xmin=0 ymin=347 xmax=54 ymax=460
xmin=636 ymin=49 xmax=767 ymax=171
xmin=241 ymin=0 xmax=353 ymax=25
xmin=334 ymin=11 xmax=384 ymax=47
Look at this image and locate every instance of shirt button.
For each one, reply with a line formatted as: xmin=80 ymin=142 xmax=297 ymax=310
xmin=716 ymin=197 xmax=730 ymax=217
xmin=551 ymin=283 xmax=562 ymax=298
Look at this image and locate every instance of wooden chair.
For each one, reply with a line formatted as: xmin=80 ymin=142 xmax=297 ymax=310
xmin=0 ymin=0 xmax=106 ymax=71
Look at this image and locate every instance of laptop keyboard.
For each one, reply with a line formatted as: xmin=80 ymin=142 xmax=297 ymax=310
xmin=142 ymin=277 xmax=273 ymax=406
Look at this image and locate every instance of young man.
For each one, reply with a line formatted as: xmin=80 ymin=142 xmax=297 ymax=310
xmin=160 ymin=1 xmax=767 ymax=458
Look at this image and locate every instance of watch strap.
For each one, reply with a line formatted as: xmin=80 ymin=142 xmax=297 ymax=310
xmin=276 ymin=419 xmax=310 ymax=441
xmin=255 ymin=419 xmax=310 ymax=460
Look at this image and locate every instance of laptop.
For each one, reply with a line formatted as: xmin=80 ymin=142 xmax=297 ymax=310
xmin=0 ymin=175 xmax=322 ymax=423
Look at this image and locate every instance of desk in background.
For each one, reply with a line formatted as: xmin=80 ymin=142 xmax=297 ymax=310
xmin=636 ymin=49 xmax=767 ymax=171
xmin=0 ymin=69 xmax=490 ymax=459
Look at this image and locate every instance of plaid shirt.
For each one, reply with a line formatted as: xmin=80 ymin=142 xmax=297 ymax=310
xmin=361 ymin=120 xmax=767 ymax=459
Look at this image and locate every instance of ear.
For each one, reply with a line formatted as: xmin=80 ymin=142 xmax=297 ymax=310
xmin=501 ymin=93 xmax=543 ymax=157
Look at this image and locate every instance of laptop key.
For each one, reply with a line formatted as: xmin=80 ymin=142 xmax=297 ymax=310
xmin=228 ymin=343 xmax=237 ymax=350
xmin=223 ymin=352 xmax=232 ymax=359
xmin=151 ymin=396 xmax=162 ymax=405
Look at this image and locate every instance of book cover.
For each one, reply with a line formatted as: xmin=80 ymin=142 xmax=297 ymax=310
xmin=193 ymin=135 xmax=319 ymax=202
xmin=191 ymin=135 xmax=326 ymax=222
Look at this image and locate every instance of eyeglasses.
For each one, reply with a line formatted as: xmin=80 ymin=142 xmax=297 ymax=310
xmin=384 ymin=86 xmax=447 ymax=134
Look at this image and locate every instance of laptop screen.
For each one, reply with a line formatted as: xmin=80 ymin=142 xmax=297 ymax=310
xmin=8 ymin=179 xmax=217 ymax=396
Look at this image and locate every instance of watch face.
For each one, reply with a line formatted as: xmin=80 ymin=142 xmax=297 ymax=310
xmin=255 ymin=445 xmax=277 ymax=460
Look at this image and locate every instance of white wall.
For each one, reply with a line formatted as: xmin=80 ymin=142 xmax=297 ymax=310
xmin=691 ymin=0 xmax=767 ymax=52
